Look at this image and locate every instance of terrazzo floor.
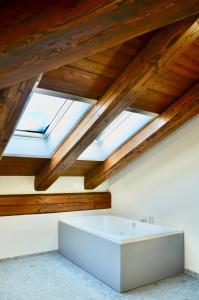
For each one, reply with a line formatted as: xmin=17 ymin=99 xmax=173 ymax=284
xmin=0 ymin=252 xmax=199 ymax=300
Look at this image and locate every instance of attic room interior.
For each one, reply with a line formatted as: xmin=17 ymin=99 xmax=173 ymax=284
xmin=0 ymin=0 xmax=199 ymax=299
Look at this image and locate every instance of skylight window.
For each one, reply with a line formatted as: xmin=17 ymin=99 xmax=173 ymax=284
xmin=79 ymin=111 xmax=155 ymax=161
xmin=4 ymin=91 xmax=92 ymax=157
xmin=5 ymin=90 xmax=155 ymax=160
xmin=16 ymin=93 xmax=67 ymax=134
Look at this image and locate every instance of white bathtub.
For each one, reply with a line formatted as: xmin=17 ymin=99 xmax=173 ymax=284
xmin=59 ymin=214 xmax=182 ymax=244
xmin=59 ymin=214 xmax=184 ymax=292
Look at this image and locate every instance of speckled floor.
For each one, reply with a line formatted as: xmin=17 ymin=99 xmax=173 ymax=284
xmin=0 ymin=252 xmax=198 ymax=300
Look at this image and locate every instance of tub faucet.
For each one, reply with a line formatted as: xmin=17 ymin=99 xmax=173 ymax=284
xmin=148 ymin=216 xmax=154 ymax=224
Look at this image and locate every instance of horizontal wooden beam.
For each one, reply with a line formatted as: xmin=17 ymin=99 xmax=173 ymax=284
xmin=0 ymin=76 xmax=40 ymax=159
xmin=84 ymin=82 xmax=199 ymax=189
xmin=0 ymin=192 xmax=111 ymax=216
xmin=1 ymin=0 xmax=199 ymax=89
xmin=35 ymin=17 xmax=199 ymax=191
xmin=0 ymin=157 xmax=100 ymax=176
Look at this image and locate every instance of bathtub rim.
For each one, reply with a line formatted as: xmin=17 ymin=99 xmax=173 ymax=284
xmin=59 ymin=214 xmax=183 ymax=245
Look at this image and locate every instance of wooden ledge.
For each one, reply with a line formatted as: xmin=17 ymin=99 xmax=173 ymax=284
xmin=0 ymin=192 xmax=111 ymax=216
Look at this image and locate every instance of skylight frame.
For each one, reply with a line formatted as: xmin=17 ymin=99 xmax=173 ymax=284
xmin=4 ymin=89 xmax=96 ymax=158
xmin=96 ymin=111 xmax=133 ymax=143
xmin=14 ymin=88 xmax=96 ymax=140
xmin=15 ymin=92 xmax=67 ymax=136
xmin=79 ymin=109 xmax=157 ymax=161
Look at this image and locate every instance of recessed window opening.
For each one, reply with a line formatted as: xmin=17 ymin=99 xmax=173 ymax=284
xmin=16 ymin=93 xmax=73 ymax=136
xmin=79 ymin=110 xmax=155 ymax=161
xmin=96 ymin=111 xmax=134 ymax=143
xmin=4 ymin=90 xmax=93 ymax=158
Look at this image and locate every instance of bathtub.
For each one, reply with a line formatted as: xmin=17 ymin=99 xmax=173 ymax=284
xmin=59 ymin=215 xmax=184 ymax=292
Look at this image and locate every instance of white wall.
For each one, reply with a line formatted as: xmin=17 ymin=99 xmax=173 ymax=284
xmin=0 ymin=177 xmax=109 ymax=259
xmin=1 ymin=116 xmax=199 ymax=272
xmin=109 ymin=114 xmax=199 ymax=273
xmin=0 ymin=176 xmax=107 ymax=194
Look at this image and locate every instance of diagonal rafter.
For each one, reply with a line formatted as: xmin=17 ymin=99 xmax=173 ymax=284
xmin=0 ymin=76 xmax=41 ymax=159
xmin=84 ymin=82 xmax=199 ymax=189
xmin=35 ymin=16 xmax=199 ymax=191
xmin=1 ymin=0 xmax=199 ymax=89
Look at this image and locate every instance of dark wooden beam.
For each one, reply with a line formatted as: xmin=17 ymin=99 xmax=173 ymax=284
xmin=0 ymin=77 xmax=40 ymax=159
xmin=0 ymin=192 xmax=111 ymax=216
xmin=1 ymin=0 xmax=199 ymax=89
xmin=84 ymin=82 xmax=199 ymax=189
xmin=35 ymin=17 xmax=199 ymax=191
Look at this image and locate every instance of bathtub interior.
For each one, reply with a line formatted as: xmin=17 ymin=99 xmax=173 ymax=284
xmin=59 ymin=214 xmax=182 ymax=244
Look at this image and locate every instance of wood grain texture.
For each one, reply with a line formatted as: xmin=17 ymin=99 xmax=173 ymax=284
xmin=0 ymin=192 xmax=111 ymax=216
xmin=0 ymin=77 xmax=40 ymax=159
xmin=40 ymin=34 xmax=199 ymax=115
xmin=84 ymin=82 xmax=199 ymax=189
xmin=131 ymin=35 xmax=199 ymax=114
xmin=34 ymin=17 xmax=199 ymax=191
xmin=1 ymin=0 xmax=199 ymax=88
xmin=39 ymin=33 xmax=153 ymax=100
xmin=0 ymin=157 xmax=100 ymax=176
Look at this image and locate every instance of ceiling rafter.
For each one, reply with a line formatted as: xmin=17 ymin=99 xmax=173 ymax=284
xmin=84 ymin=81 xmax=199 ymax=189
xmin=0 ymin=76 xmax=41 ymax=159
xmin=34 ymin=16 xmax=199 ymax=191
xmin=1 ymin=0 xmax=199 ymax=89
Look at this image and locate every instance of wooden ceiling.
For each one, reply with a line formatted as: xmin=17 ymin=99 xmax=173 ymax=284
xmin=0 ymin=0 xmax=199 ymax=191
xmin=39 ymin=32 xmax=153 ymax=106
xmin=39 ymin=25 xmax=199 ymax=115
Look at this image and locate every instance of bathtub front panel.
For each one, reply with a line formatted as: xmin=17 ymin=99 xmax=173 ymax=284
xmin=59 ymin=218 xmax=184 ymax=293
xmin=121 ymin=233 xmax=184 ymax=291
xmin=59 ymin=221 xmax=121 ymax=291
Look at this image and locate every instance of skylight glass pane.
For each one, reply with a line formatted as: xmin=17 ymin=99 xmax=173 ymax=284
xmin=9 ymin=92 xmax=92 ymax=157
xmin=96 ymin=111 xmax=133 ymax=142
xmin=79 ymin=111 xmax=155 ymax=161
xmin=16 ymin=93 xmax=66 ymax=133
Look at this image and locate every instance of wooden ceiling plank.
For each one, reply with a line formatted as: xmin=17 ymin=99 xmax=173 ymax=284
xmin=0 ymin=76 xmax=40 ymax=159
xmin=84 ymin=82 xmax=199 ymax=189
xmin=167 ymin=62 xmax=199 ymax=80
xmin=0 ymin=157 xmax=100 ymax=177
xmin=127 ymin=101 xmax=162 ymax=115
xmin=1 ymin=0 xmax=199 ymax=89
xmin=42 ymin=66 xmax=112 ymax=91
xmin=39 ymin=75 xmax=107 ymax=99
xmin=34 ymin=17 xmax=199 ymax=191
xmin=39 ymin=36 xmax=148 ymax=100
xmin=68 ymin=59 xmax=122 ymax=79
xmin=176 ymin=54 xmax=199 ymax=73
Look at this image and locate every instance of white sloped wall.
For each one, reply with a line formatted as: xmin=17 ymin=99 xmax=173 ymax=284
xmin=109 ymin=114 xmax=199 ymax=273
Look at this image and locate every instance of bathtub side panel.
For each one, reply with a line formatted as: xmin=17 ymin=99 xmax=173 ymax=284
xmin=121 ymin=233 xmax=184 ymax=292
xmin=58 ymin=221 xmax=121 ymax=292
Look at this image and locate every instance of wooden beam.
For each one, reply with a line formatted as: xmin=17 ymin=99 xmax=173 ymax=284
xmin=0 ymin=77 xmax=40 ymax=159
xmin=84 ymin=82 xmax=199 ymax=189
xmin=35 ymin=17 xmax=199 ymax=191
xmin=1 ymin=1 xmax=199 ymax=89
xmin=0 ymin=157 xmax=100 ymax=176
xmin=0 ymin=192 xmax=111 ymax=216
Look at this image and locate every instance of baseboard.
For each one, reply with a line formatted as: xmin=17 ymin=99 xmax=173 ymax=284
xmin=184 ymin=269 xmax=199 ymax=278
xmin=1 ymin=253 xmax=199 ymax=281
xmin=0 ymin=250 xmax=58 ymax=262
